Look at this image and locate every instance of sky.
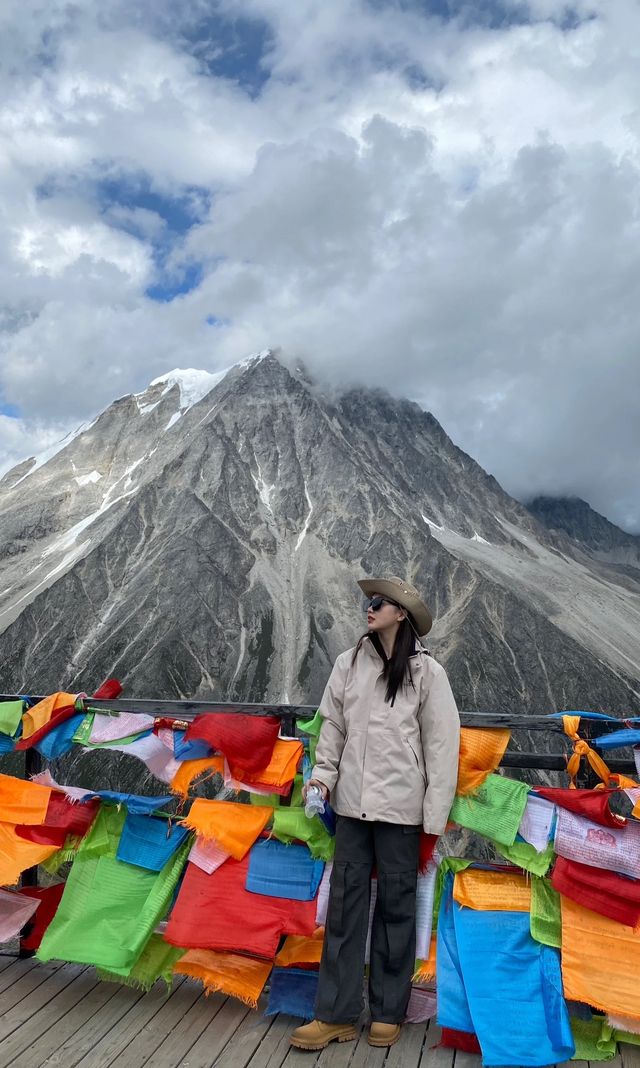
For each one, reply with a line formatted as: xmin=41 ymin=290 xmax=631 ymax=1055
xmin=1 ymin=0 xmax=639 ymax=533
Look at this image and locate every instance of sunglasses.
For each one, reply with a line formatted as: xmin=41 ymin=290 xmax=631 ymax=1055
xmin=363 ymin=595 xmax=401 ymax=613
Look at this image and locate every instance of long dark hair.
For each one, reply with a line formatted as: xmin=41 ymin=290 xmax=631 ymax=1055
xmin=351 ymin=611 xmax=421 ymax=706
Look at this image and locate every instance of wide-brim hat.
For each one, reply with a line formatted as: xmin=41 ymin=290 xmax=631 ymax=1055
xmin=357 ymin=575 xmax=433 ymax=637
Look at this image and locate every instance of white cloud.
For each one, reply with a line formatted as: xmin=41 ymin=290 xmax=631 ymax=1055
xmin=0 ymin=0 xmax=639 ymax=530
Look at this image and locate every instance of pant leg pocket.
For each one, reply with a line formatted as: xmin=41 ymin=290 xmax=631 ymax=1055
xmin=376 ymin=869 xmax=418 ymax=973
xmin=326 ymin=861 xmax=347 ymax=937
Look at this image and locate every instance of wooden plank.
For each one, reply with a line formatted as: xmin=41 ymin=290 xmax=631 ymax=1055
xmin=0 ymin=956 xmax=42 ymax=996
xmin=134 ymin=989 xmax=229 ymax=1067
xmin=0 ymin=969 xmax=104 ymax=1066
xmin=209 ymin=999 xmax=276 ymax=1068
xmin=386 ymin=1021 xmax=429 ymax=1067
xmin=452 ymin=1051 xmax=482 ymax=1068
xmin=71 ymin=978 xmax=189 ymax=1068
xmin=0 ymin=963 xmax=87 ymax=1042
xmin=175 ymin=996 xmax=251 ymax=1067
xmin=621 ymin=1043 xmax=640 ymax=1068
xmin=348 ymin=1026 xmax=386 ymax=1068
xmin=419 ymin=1025 xmax=455 ymax=1068
xmin=106 ymin=979 xmax=206 ymax=1067
xmin=0 ymin=959 xmax=63 ymax=1014
xmin=10 ymin=978 xmax=119 ymax=1068
xmin=315 ymin=1024 xmax=364 ymax=1068
xmin=0 ymin=956 xmax=17 ymax=973
xmin=37 ymin=983 xmax=145 ymax=1068
xmin=245 ymin=1014 xmax=307 ymax=1068
xmin=282 ymin=1044 xmax=323 ymax=1068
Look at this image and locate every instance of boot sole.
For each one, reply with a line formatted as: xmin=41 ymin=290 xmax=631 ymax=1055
xmin=289 ymin=1029 xmax=358 ymax=1050
xmin=368 ymin=1030 xmax=401 ymax=1048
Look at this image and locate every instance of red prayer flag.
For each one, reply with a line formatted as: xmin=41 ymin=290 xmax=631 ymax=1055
xmin=18 ymin=883 xmax=65 ymax=951
xmin=164 ymin=854 xmax=317 ymax=958
xmin=15 ymin=794 xmax=100 ymax=846
xmin=185 ymin=712 xmax=281 ymax=775
xmin=551 ymin=856 xmax=640 ymax=927
xmin=534 ymin=786 xmax=626 ymax=828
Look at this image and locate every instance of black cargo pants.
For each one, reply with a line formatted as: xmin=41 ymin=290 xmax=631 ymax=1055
xmin=314 ymin=814 xmax=421 ymax=1025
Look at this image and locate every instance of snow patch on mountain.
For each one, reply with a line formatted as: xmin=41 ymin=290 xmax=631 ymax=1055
xmin=148 ymin=368 xmax=228 ymax=411
xmin=295 ymin=483 xmax=314 ymax=551
xmin=12 ymin=417 xmax=98 ymax=486
xmin=423 ymin=513 xmax=491 ymax=546
xmin=252 ymin=458 xmax=275 ymax=514
xmin=75 ymin=470 xmax=102 ymax=487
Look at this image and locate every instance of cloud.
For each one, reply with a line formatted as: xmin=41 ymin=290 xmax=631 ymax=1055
xmin=0 ymin=0 xmax=639 ymax=532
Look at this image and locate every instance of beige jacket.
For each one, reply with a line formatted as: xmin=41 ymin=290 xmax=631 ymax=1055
xmin=311 ymin=636 xmax=460 ymax=834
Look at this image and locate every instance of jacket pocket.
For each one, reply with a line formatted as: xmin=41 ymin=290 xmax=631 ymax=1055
xmin=404 ymin=736 xmax=426 ymax=785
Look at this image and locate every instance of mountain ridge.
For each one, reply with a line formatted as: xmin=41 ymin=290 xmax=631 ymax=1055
xmin=0 ymin=350 xmax=638 ymax=718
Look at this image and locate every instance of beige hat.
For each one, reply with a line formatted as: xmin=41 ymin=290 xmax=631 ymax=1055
xmin=357 ymin=575 xmax=433 ymax=637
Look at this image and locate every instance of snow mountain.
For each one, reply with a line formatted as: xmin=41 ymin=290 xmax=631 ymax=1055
xmin=0 ymin=350 xmax=638 ymax=717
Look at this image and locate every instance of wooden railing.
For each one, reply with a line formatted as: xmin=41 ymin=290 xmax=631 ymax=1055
xmin=3 ymin=695 xmax=638 ymax=782
xmin=1 ymin=694 xmax=638 ymax=958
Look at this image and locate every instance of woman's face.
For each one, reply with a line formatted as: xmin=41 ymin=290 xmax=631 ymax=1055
xmin=366 ymin=594 xmax=406 ymax=633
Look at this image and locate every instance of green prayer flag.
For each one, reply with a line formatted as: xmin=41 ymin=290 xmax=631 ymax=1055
xmin=614 ymin=1030 xmax=640 ymax=1047
xmin=0 ymin=700 xmax=24 ymax=736
xmin=37 ymin=805 xmax=189 ymax=975
xmin=433 ymin=857 xmax=473 ymax=923
xmin=271 ymin=806 xmax=335 ymax=860
xmin=298 ymin=709 xmax=322 ymax=735
xmin=491 ymin=839 xmax=554 ymax=877
xmin=530 ymin=876 xmax=561 ymax=948
xmin=449 ymin=774 xmax=530 ymax=846
xmin=40 ymin=835 xmax=83 ymax=874
xmin=96 ymin=932 xmax=185 ymax=991
xmin=72 ymin=714 xmax=95 ymax=745
xmin=571 ymin=1017 xmax=617 ymax=1061
xmin=297 ymin=711 xmax=322 ymax=763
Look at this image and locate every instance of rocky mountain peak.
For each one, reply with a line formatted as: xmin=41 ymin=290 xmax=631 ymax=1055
xmin=527 ymin=494 xmax=640 ymax=571
xmin=0 ymin=349 xmax=638 ymax=719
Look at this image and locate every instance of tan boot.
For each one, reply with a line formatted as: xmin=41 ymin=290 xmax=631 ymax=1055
xmin=368 ymin=1021 xmax=402 ymax=1047
xmin=289 ymin=1019 xmax=358 ymax=1050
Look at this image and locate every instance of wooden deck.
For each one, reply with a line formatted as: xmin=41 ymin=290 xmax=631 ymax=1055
xmin=0 ymin=956 xmax=639 ymax=1068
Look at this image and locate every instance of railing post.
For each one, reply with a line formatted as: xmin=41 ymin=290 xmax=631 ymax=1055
xmin=279 ymin=710 xmax=298 ymax=807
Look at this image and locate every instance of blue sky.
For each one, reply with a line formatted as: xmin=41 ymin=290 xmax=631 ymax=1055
xmin=1 ymin=0 xmax=639 ymax=532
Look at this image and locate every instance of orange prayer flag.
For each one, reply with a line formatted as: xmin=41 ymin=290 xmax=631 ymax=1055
xmin=413 ymin=933 xmax=437 ymax=984
xmin=561 ymin=894 xmax=640 ymax=1020
xmin=0 ymin=822 xmax=59 ymax=886
xmin=563 ymin=715 xmax=612 ymax=789
xmin=169 ymin=756 xmax=224 ymax=799
xmin=274 ymin=928 xmax=324 ymax=968
xmin=232 ymin=739 xmax=303 ymax=790
xmin=21 ymin=693 xmax=78 ymax=740
xmin=456 ymin=727 xmax=510 ymax=796
xmin=0 ymin=774 xmax=51 ymax=825
xmin=179 ymin=799 xmax=272 ymax=859
xmin=453 ymin=868 xmax=531 ymax=912
xmin=175 ymin=949 xmax=271 ymax=1008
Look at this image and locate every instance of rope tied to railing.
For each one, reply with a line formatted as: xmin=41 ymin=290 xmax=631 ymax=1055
xmin=563 ymin=714 xmax=612 ymax=788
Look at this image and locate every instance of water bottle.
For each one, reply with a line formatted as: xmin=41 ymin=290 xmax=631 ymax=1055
xmin=304 ymin=784 xmax=325 ymax=819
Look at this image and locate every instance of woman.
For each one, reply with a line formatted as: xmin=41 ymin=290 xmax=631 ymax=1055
xmin=290 ymin=575 xmax=460 ymax=1051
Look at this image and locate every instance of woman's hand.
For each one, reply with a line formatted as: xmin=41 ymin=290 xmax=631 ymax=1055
xmin=302 ymin=779 xmax=328 ymax=802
